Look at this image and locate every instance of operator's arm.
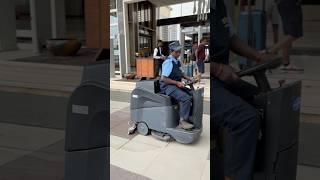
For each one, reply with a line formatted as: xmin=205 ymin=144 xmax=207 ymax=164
xmin=211 ymin=62 xmax=223 ymax=77
xmin=229 ymin=35 xmax=261 ymax=63
xmin=161 ymin=76 xmax=180 ymax=86
xmin=182 ymin=74 xmax=193 ymax=81
xmin=211 ymin=62 xmax=239 ymax=84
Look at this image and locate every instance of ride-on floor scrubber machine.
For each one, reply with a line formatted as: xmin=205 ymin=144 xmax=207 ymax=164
xmin=213 ymin=58 xmax=302 ymax=180
xmin=130 ymin=79 xmax=204 ymax=144
xmin=65 ymin=49 xmax=108 ymax=180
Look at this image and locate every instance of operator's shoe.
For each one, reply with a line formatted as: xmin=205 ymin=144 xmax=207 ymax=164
xmin=179 ymin=120 xmax=194 ymax=130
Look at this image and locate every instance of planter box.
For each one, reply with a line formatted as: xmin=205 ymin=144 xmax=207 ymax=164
xmin=136 ymin=57 xmax=156 ymax=78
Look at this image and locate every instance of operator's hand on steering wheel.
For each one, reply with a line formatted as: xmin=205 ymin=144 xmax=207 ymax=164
xmin=190 ymin=76 xmax=198 ymax=83
xmin=217 ymin=64 xmax=240 ymax=84
xmin=176 ymin=81 xmax=185 ymax=88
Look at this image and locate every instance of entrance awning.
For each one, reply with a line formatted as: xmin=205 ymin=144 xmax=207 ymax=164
xmin=157 ymin=14 xmax=209 ymax=27
xmin=149 ymin=0 xmax=194 ymax=7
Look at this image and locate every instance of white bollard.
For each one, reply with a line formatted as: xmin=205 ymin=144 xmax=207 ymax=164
xmin=110 ymin=39 xmax=115 ymax=78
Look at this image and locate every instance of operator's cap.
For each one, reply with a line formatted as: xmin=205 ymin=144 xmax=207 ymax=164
xmin=169 ymin=41 xmax=183 ymax=51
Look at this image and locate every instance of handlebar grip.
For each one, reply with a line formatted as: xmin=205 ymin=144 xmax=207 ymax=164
xmin=237 ymin=57 xmax=282 ymax=77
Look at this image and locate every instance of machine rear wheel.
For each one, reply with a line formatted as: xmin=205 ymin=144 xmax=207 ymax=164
xmin=137 ymin=122 xmax=150 ymax=136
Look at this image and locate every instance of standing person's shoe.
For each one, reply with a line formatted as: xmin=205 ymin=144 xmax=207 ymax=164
xmin=280 ymin=63 xmax=304 ymax=71
xmin=179 ymin=120 xmax=194 ymax=130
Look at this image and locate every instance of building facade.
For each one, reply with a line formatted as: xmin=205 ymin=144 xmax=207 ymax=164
xmin=0 ymin=0 xmax=108 ymax=54
xmin=111 ymin=0 xmax=210 ymax=78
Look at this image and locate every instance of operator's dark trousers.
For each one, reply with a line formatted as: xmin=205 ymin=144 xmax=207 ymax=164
xmin=168 ymin=86 xmax=192 ymax=121
xmin=212 ymin=79 xmax=260 ymax=180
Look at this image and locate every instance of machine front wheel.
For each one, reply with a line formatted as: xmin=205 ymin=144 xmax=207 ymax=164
xmin=137 ymin=122 xmax=150 ymax=136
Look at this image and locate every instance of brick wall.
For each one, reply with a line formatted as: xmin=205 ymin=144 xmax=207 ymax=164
xmin=85 ymin=0 xmax=109 ymax=49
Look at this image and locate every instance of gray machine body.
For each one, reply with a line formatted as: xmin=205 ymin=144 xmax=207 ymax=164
xmin=65 ymin=61 xmax=108 ymax=180
xmin=214 ymin=80 xmax=301 ymax=180
xmin=130 ymin=80 xmax=204 ymax=144
xmin=253 ymin=81 xmax=301 ymax=179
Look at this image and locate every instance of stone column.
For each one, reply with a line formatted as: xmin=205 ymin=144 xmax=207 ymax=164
xmin=110 ymin=39 xmax=115 ymax=77
xmin=118 ymin=0 xmax=131 ymax=74
xmin=180 ymin=30 xmax=185 ymax=61
xmin=30 ymin=0 xmax=53 ymax=54
xmin=0 ymin=0 xmax=17 ymax=51
xmin=50 ymin=0 xmax=66 ymax=38
xmin=198 ymin=26 xmax=202 ymax=44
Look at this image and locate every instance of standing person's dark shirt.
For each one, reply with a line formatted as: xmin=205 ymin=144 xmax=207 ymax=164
xmin=197 ymin=44 xmax=206 ymax=61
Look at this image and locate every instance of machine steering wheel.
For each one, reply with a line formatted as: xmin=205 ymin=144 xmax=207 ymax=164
xmin=236 ymin=57 xmax=282 ymax=92
xmin=237 ymin=57 xmax=282 ymax=77
xmin=183 ymin=79 xmax=198 ymax=90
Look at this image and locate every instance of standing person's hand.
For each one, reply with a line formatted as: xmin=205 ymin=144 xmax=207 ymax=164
xmin=214 ymin=64 xmax=239 ymax=84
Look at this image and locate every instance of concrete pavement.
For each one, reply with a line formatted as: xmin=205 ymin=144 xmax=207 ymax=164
xmin=110 ymin=101 xmax=210 ymax=180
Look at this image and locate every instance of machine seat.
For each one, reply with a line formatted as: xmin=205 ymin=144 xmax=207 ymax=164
xmin=130 ymin=87 xmax=177 ymax=110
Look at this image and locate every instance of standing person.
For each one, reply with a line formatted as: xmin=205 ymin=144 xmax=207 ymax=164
xmin=153 ymin=40 xmax=166 ymax=76
xmin=191 ymin=41 xmax=199 ymax=74
xmin=196 ymin=37 xmax=209 ymax=75
xmin=192 ymin=41 xmax=198 ymax=61
xmin=268 ymin=0 xmax=304 ymax=71
xmin=256 ymin=0 xmax=280 ymax=45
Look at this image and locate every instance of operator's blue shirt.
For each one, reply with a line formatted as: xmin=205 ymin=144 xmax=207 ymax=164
xmin=161 ymin=55 xmax=181 ymax=77
xmin=160 ymin=55 xmax=184 ymax=95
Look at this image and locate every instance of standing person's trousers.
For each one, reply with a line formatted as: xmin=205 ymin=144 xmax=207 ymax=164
xmin=212 ymin=79 xmax=260 ymax=180
xmin=157 ymin=59 xmax=164 ymax=75
xmin=197 ymin=60 xmax=205 ymax=74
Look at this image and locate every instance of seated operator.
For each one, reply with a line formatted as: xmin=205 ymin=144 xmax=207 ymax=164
xmin=211 ymin=0 xmax=278 ymax=180
xmin=160 ymin=41 xmax=195 ymax=130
